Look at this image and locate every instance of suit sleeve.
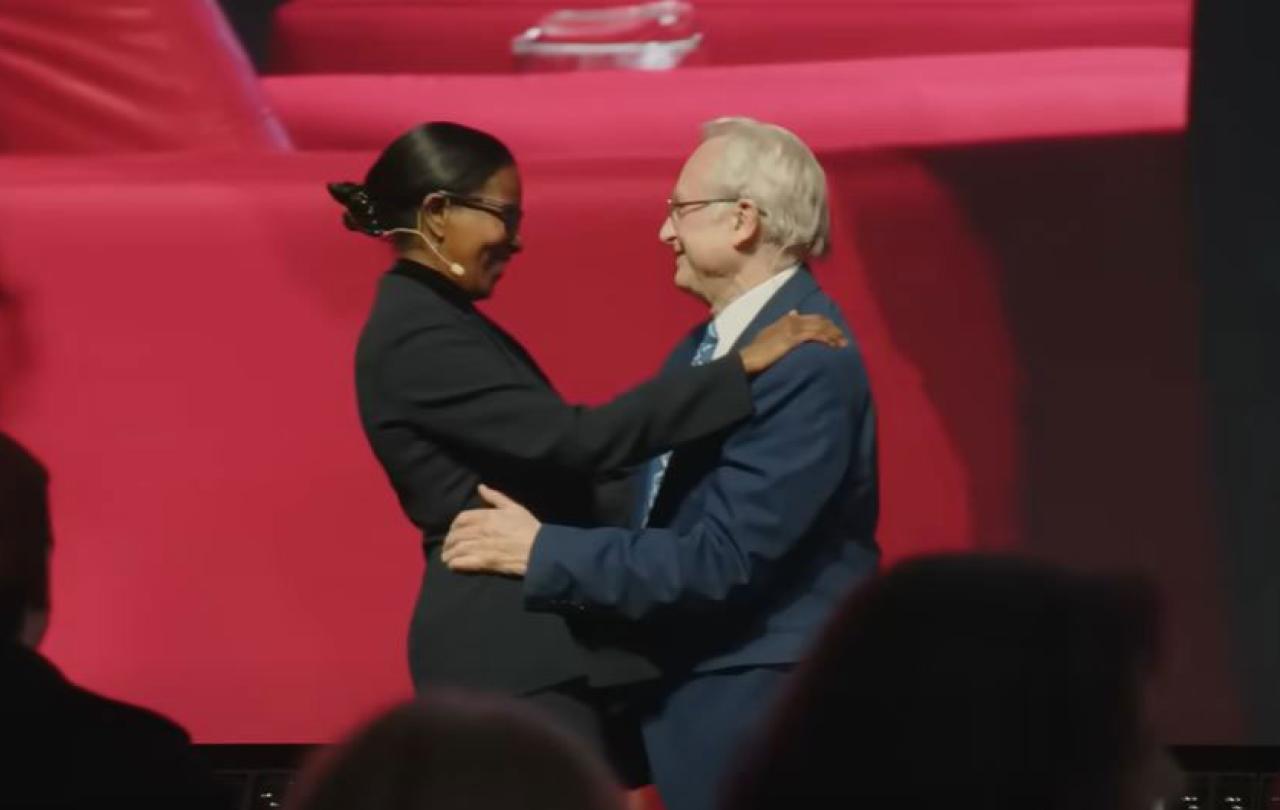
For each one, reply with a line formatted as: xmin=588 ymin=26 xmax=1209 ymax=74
xmin=523 ymin=344 xmax=865 ymax=620
xmin=378 ymin=321 xmax=753 ymax=473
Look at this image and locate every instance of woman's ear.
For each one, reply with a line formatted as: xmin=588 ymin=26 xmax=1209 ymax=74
xmin=420 ymin=193 xmax=450 ymax=240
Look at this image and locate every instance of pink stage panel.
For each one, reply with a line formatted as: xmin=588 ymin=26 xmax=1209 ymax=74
xmin=266 ymin=49 xmax=1189 ymax=156
xmin=0 ymin=0 xmax=287 ymax=153
xmin=0 ymin=0 xmax=1237 ymax=747
xmin=0 ymin=150 xmax=982 ymax=740
xmin=270 ymin=0 xmax=1191 ymax=74
xmin=0 ymin=125 xmax=1239 ymax=742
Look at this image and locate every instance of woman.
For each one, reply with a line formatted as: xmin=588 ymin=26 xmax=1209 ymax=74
xmin=329 ymin=122 xmax=843 ymax=767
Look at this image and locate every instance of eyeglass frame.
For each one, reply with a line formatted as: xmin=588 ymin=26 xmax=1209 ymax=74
xmin=666 ymin=197 xmax=767 ymax=222
xmin=435 ymin=191 xmax=524 ymax=237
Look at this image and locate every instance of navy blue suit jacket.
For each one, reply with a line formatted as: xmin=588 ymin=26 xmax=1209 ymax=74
xmin=524 ymin=269 xmax=879 ymax=676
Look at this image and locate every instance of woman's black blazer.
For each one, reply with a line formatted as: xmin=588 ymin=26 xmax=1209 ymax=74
xmin=355 ymin=259 xmax=753 ymax=693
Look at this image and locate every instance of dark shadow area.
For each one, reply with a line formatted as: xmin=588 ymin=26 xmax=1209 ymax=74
xmin=1173 ymin=747 xmax=1280 ymax=810
xmin=825 ymin=149 xmax=1022 ymax=554
xmin=192 ymin=743 xmax=1280 ymax=810
xmin=921 ymin=133 xmax=1206 ymax=571
xmin=199 ymin=744 xmax=314 ymax=810
xmin=829 ymin=133 xmax=1239 ymax=740
xmin=1190 ymin=0 xmax=1280 ymax=744
xmin=216 ymin=0 xmax=285 ymax=70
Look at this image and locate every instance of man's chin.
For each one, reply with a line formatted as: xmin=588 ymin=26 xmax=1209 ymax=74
xmin=673 ymin=268 xmax=705 ymax=303
xmin=673 ymin=265 xmax=693 ymax=291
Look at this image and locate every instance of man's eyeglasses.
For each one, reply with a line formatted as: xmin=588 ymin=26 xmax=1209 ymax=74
xmin=666 ymin=197 xmax=741 ymax=221
xmin=443 ymin=192 xmax=524 ymax=237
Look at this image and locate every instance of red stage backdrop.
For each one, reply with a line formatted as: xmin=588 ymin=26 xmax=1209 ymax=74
xmin=0 ymin=134 xmax=1241 ymax=743
xmin=0 ymin=0 xmax=1240 ymax=750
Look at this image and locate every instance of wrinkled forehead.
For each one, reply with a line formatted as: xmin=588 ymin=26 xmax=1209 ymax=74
xmin=673 ymin=137 xmax=728 ymax=198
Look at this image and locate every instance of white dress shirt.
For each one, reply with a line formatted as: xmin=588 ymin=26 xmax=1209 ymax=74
xmin=709 ymin=266 xmax=800 ymax=360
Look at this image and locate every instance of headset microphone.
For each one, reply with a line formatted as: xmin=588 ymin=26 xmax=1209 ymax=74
xmin=384 ymin=228 xmax=466 ymax=277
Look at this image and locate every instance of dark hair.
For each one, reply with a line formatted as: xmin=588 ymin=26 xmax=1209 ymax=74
xmin=0 ymin=432 xmax=53 ymax=640
xmin=327 ymin=122 xmax=515 ymax=237
xmin=287 ymin=692 xmax=622 ymax=810
xmin=725 ymin=554 xmax=1160 ymax=810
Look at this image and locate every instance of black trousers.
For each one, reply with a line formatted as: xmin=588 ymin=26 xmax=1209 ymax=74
xmin=525 ymin=666 xmax=793 ymax=810
xmin=523 ymin=678 xmax=652 ymax=789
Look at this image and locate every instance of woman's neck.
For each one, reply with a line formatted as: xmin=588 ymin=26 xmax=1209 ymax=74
xmin=399 ymin=247 xmax=449 ymax=277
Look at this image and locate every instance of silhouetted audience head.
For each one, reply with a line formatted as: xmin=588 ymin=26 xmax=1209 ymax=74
xmin=725 ymin=553 xmax=1181 ymax=810
xmin=288 ymin=691 xmax=625 ymax=810
xmin=0 ymin=431 xmax=52 ymax=646
xmin=2 ymin=432 xmax=227 ymax=808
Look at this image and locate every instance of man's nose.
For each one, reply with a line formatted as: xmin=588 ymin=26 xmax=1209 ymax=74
xmin=659 ymin=214 xmax=676 ymax=244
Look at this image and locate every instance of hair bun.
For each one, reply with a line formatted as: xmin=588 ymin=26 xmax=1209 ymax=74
xmin=327 ymin=181 xmax=383 ymax=236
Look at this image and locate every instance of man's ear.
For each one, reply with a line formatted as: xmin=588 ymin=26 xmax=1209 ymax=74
xmin=731 ymin=199 xmax=763 ymax=250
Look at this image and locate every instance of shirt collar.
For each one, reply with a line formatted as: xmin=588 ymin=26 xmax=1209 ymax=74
xmin=709 ymin=265 xmax=800 ymax=354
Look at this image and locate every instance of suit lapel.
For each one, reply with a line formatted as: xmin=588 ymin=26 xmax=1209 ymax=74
xmin=663 ymin=326 xmax=705 ymax=372
xmin=645 ymin=268 xmax=821 ymax=526
xmin=631 ymin=326 xmax=706 ymax=527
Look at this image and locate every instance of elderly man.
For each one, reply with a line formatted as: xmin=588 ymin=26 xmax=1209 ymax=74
xmin=443 ymin=118 xmax=879 ymax=810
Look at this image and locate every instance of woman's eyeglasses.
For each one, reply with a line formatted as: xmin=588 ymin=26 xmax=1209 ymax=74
xmin=442 ymin=193 xmax=523 ymax=237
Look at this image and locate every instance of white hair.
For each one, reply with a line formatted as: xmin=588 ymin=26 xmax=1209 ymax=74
xmin=700 ymin=117 xmax=831 ymax=258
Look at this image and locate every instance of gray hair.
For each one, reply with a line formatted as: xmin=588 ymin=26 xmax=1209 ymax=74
xmin=700 ymin=117 xmax=831 ymax=259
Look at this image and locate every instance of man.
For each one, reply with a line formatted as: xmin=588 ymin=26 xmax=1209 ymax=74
xmin=443 ymin=118 xmax=879 ymax=810
xmin=1 ymin=432 xmax=227 ymax=809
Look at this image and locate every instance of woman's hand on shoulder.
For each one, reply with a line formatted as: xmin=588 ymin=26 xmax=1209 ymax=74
xmin=738 ymin=310 xmax=847 ymax=375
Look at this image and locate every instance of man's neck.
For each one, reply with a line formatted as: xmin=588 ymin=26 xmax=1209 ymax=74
xmin=707 ymin=258 xmax=793 ymax=315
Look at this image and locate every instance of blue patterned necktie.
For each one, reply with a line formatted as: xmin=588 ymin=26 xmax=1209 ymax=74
xmin=640 ymin=321 xmax=719 ymax=526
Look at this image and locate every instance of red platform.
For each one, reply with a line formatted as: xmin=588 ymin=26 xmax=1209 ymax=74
xmin=270 ymin=0 xmax=1191 ymax=74
xmin=266 ymin=48 xmax=1189 ymax=156
xmin=0 ymin=0 xmax=287 ymax=153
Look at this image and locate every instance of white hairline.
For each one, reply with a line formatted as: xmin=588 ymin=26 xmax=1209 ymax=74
xmin=698 ymin=117 xmax=831 ymax=259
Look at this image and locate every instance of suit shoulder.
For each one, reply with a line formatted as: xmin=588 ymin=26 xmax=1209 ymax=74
xmin=773 ymin=341 xmax=860 ymax=381
xmin=796 ymin=286 xmax=851 ymax=324
xmin=797 ymin=287 xmax=867 ymax=361
xmin=0 ymin=649 xmax=183 ymax=743
xmin=673 ymin=321 xmax=707 ymax=353
xmin=366 ymin=274 xmax=458 ymax=329
xmin=68 ymin=683 xmax=193 ymax=747
xmin=757 ymin=339 xmax=868 ymax=411
xmin=358 ymin=277 xmax=471 ymax=358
